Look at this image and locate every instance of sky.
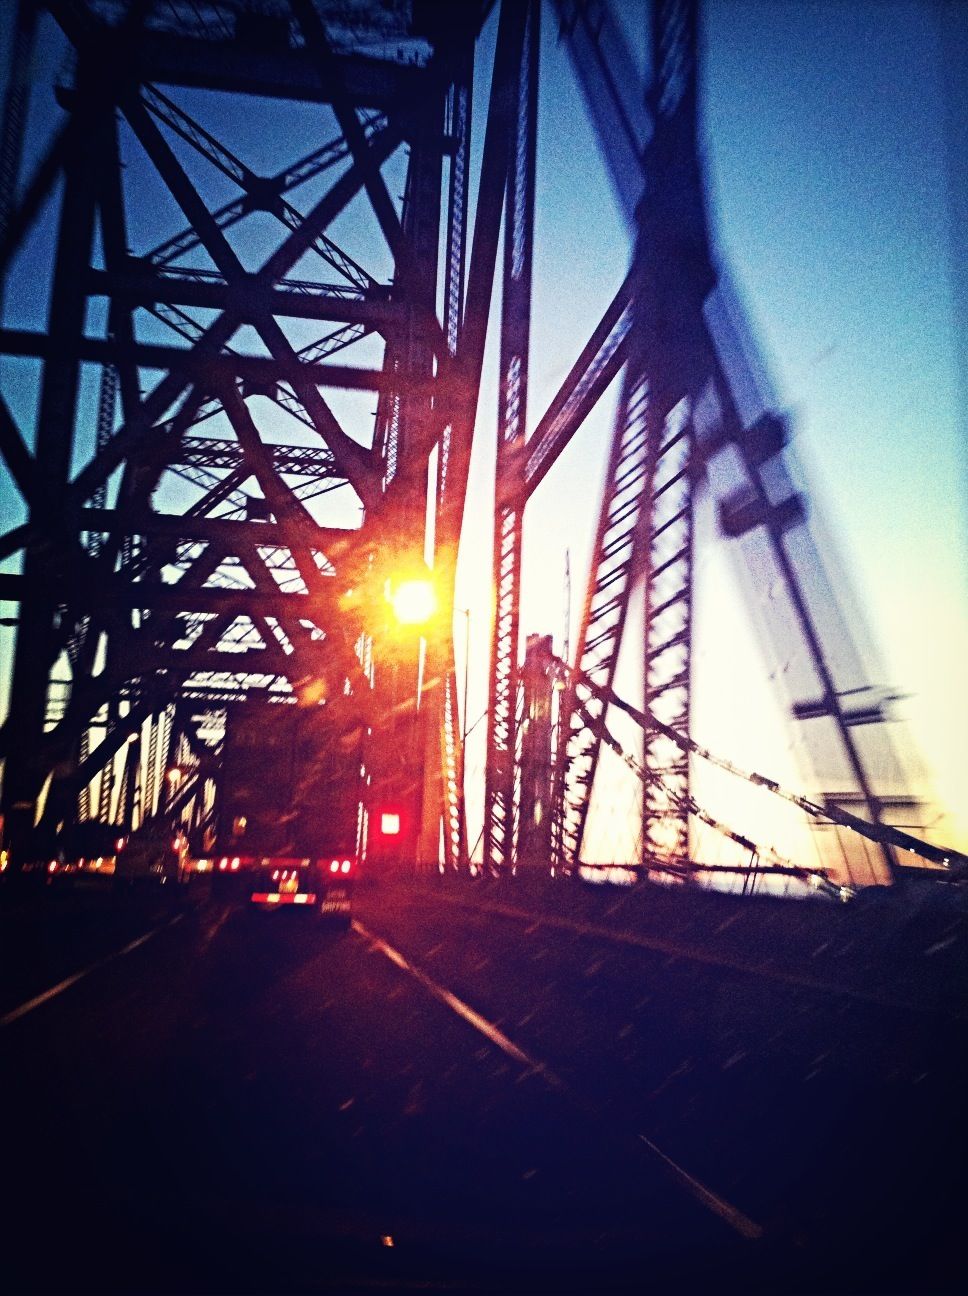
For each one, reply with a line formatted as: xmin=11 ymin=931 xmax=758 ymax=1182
xmin=0 ymin=1 xmax=965 ymax=874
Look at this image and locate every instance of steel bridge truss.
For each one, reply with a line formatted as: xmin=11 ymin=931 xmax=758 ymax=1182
xmin=0 ymin=0 xmax=501 ymax=859
xmin=491 ymin=0 xmax=921 ymax=884
xmin=0 ymin=0 xmax=931 ymax=885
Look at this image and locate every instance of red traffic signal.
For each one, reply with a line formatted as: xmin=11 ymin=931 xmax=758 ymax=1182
xmin=378 ymin=809 xmax=402 ymax=837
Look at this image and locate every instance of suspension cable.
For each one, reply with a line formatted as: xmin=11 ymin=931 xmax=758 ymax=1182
xmin=574 ymin=699 xmax=839 ymax=892
xmin=553 ymin=650 xmax=965 ymax=874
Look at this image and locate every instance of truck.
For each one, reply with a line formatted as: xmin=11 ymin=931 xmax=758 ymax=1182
xmin=113 ymin=822 xmax=188 ymax=890
xmin=198 ymin=699 xmax=365 ymax=927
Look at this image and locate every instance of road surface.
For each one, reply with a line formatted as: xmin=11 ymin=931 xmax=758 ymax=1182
xmin=2 ymin=874 xmax=965 ymax=1293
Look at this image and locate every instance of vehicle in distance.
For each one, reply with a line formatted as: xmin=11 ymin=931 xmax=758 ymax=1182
xmin=39 ymin=821 xmax=185 ymax=888
xmin=248 ymin=854 xmax=354 ymax=924
xmin=196 ymin=699 xmax=364 ymax=928
xmin=113 ymin=823 xmax=189 ymax=891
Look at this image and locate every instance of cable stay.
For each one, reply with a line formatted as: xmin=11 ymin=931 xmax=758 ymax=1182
xmin=550 ymin=648 xmax=967 ymax=877
xmin=573 ymin=697 xmax=846 ymax=899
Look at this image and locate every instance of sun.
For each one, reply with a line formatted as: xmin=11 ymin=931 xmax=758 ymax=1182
xmin=388 ymin=578 xmax=438 ymax=628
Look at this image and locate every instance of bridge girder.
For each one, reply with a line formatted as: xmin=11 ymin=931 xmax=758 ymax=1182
xmin=0 ymin=0 xmax=487 ymax=859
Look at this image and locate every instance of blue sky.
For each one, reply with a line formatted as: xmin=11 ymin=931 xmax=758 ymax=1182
xmin=691 ymin=1 xmax=966 ymax=854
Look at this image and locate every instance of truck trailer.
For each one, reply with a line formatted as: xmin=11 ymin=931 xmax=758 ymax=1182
xmin=198 ymin=700 xmax=364 ymax=927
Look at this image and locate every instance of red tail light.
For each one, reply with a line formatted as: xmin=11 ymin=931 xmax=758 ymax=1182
xmin=320 ymin=857 xmax=354 ymax=875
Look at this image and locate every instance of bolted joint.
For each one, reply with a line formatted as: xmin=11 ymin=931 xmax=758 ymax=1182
xmin=240 ymin=174 xmax=285 ymax=216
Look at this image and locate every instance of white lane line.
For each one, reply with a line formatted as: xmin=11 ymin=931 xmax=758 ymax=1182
xmin=636 ymin=1134 xmax=762 ymax=1241
xmin=0 ymin=912 xmax=184 ymax=1029
xmin=356 ymin=923 xmax=557 ymax=1081
xmin=429 ymin=891 xmax=959 ymax=1018
xmin=353 ymin=919 xmax=763 ymax=1242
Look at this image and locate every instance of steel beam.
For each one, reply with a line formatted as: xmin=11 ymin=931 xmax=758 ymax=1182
xmin=84 ymin=268 xmax=403 ymax=330
xmin=0 ymin=328 xmax=432 ymax=397
xmin=434 ymin=38 xmax=474 ymax=873
xmin=0 ymin=52 xmax=101 ymax=857
xmin=523 ymin=273 xmax=633 ymax=500
xmin=484 ymin=0 xmax=539 ymax=875
xmin=129 ymin=30 xmax=424 ymax=108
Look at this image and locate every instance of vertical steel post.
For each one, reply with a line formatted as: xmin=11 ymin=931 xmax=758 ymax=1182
xmin=0 ymin=0 xmax=37 ymax=275
xmin=551 ymin=344 xmax=655 ymax=872
xmin=370 ymin=47 xmax=446 ymax=873
xmin=1 ymin=56 xmax=99 ymax=859
xmin=434 ymin=39 xmax=474 ymax=872
xmin=484 ymin=0 xmax=539 ymax=875
xmin=518 ymin=634 xmax=556 ymax=868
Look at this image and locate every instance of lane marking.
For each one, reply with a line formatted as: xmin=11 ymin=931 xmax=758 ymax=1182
xmin=635 ymin=1134 xmax=761 ymax=1239
xmin=357 ymin=926 xmax=540 ymax=1071
xmin=427 ymin=891 xmax=963 ymax=1018
xmin=0 ymin=912 xmax=184 ymax=1029
xmin=353 ymin=920 xmax=763 ymax=1242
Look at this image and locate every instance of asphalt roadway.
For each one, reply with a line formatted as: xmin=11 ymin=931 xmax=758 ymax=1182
xmin=2 ymin=873 xmax=966 ymax=1294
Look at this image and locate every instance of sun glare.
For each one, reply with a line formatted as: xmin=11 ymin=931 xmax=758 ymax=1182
xmin=389 ymin=578 xmax=437 ymax=627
